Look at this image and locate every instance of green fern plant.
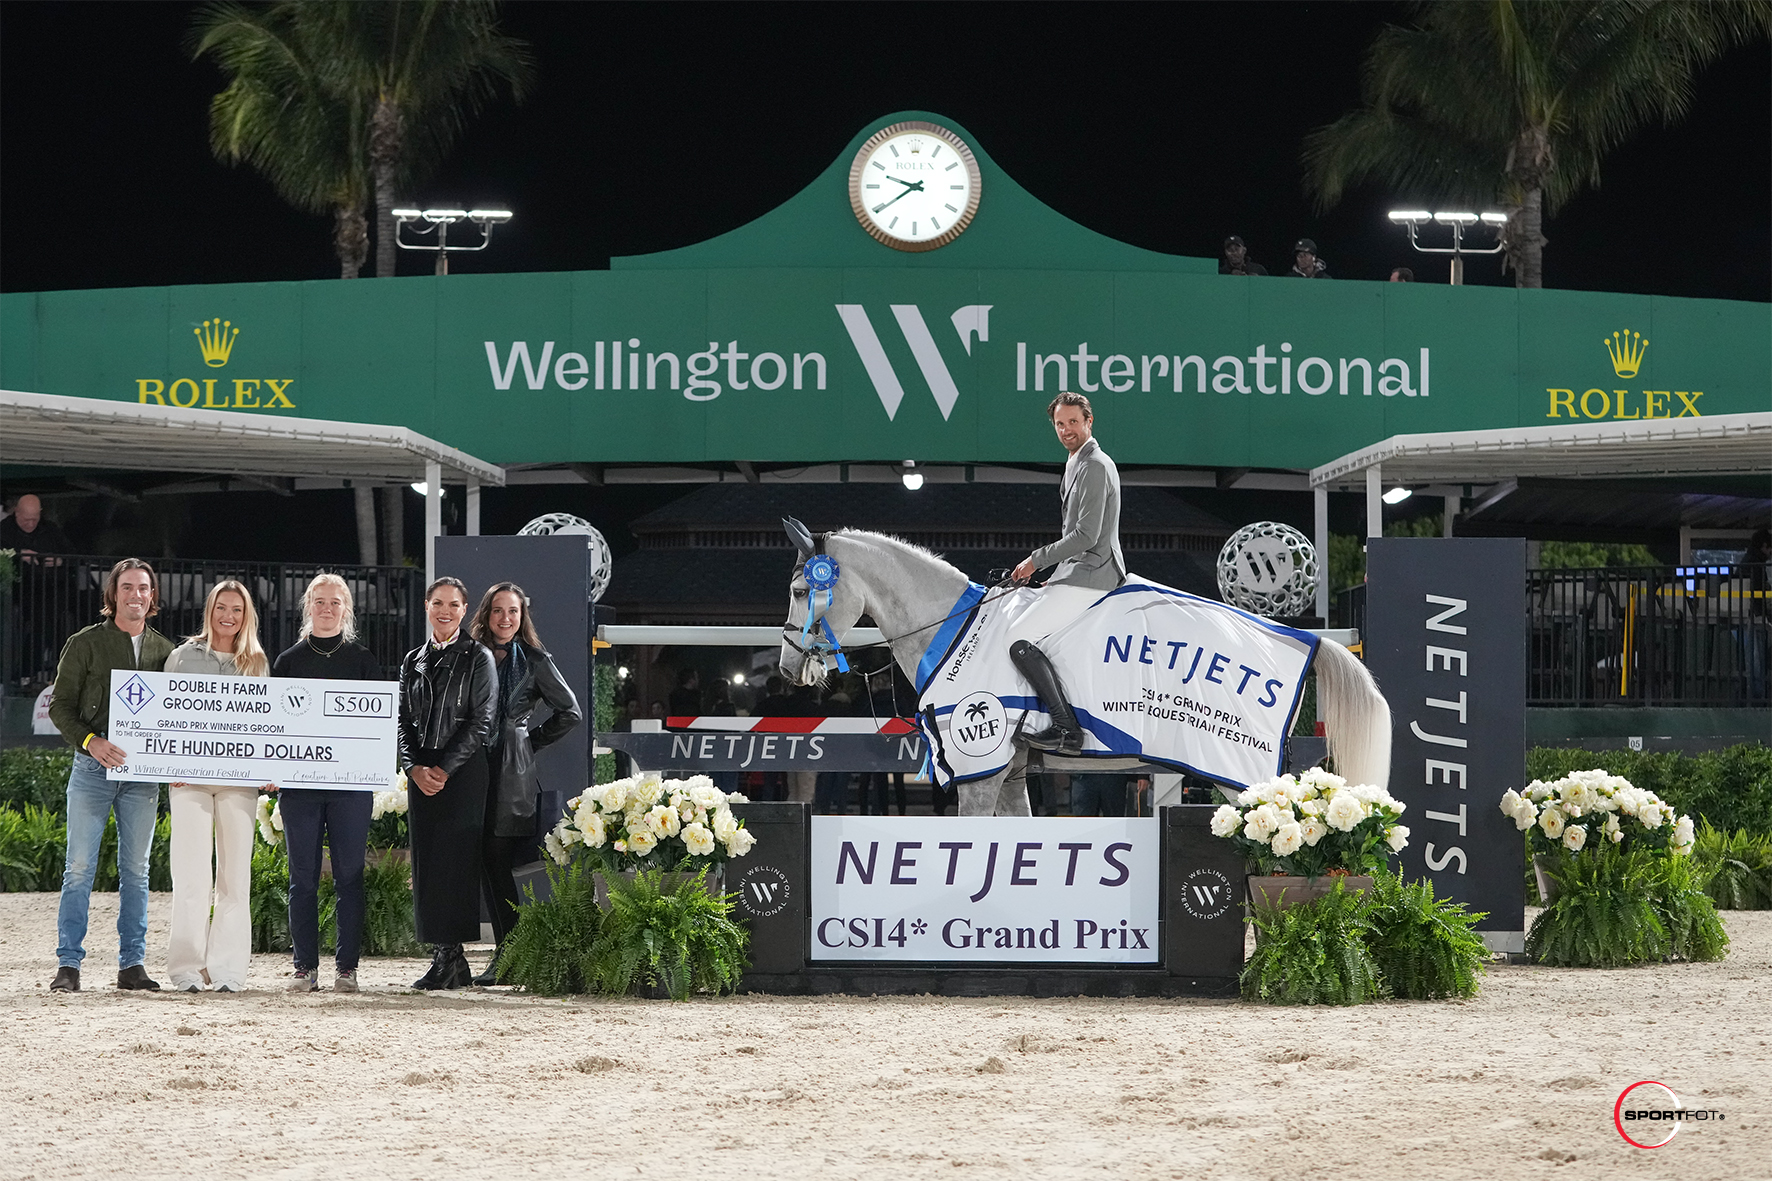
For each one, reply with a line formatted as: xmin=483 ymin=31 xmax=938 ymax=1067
xmin=250 ymin=841 xmax=291 ymax=953
xmin=590 ymin=869 xmax=749 ymax=1000
xmin=1691 ymin=822 xmax=1772 ymax=911
xmin=1528 ymin=847 xmax=1665 ymax=967
xmin=356 ymin=852 xmax=423 ymax=956
xmin=1364 ymin=871 xmax=1488 ymax=999
xmin=498 ymin=858 xmax=603 ymax=996
xmin=1652 ymin=852 xmax=1729 ymax=963
xmin=0 ymin=804 xmax=66 ymax=891
xmin=1241 ymin=880 xmax=1384 ymax=1005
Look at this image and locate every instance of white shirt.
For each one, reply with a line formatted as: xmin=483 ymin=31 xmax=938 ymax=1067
xmin=131 ymin=631 xmax=143 ymax=665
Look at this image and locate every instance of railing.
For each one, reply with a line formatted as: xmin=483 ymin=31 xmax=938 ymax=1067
xmin=2 ymin=554 xmax=424 ymax=689
xmin=1337 ymin=568 xmax=1769 ymax=706
xmin=1528 ymin=566 xmax=1768 ymax=707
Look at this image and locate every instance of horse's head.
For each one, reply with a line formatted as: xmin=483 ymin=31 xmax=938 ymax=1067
xmin=778 ymin=517 xmax=867 ymax=688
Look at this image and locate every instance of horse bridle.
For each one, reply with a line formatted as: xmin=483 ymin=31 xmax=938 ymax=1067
xmin=779 ymin=523 xmax=1023 ymax=677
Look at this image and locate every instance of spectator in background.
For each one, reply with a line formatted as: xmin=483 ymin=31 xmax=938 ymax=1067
xmin=46 ymin=558 xmax=175 ymax=993
xmin=1069 ymin=773 xmax=1129 ymax=817
xmin=668 ymin=667 xmax=701 ymax=718
xmin=756 ymin=675 xmax=792 ymax=802
xmin=1287 ymin=239 xmax=1330 ymax=279
xmin=1390 ymin=267 xmax=1415 ymax=282
xmin=704 ymin=675 xmax=740 ymax=796
xmin=1219 ymin=236 xmax=1267 ymax=276
xmin=784 ymin=678 xmax=822 ymax=806
xmin=2 ymin=493 xmax=72 ymax=558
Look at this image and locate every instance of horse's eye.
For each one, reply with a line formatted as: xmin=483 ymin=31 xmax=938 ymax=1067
xmin=792 ymin=588 xmax=807 ymax=599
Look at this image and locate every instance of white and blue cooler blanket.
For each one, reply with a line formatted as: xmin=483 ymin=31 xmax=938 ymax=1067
xmin=915 ymin=580 xmax=1320 ymax=790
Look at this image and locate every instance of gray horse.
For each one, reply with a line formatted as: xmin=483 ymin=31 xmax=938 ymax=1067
xmin=776 ymin=522 xmax=1392 ymax=817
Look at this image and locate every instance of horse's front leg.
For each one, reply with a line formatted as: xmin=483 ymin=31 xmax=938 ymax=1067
xmin=957 ymin=780 xmax=999 ymax=816
xmin=995 ymin=752 xmax=1032 ymax=816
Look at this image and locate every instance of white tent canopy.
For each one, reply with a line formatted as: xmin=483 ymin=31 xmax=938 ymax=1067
xmin=1302 ymin=412 xmax=1770 ymax=617
xmin=1310 ymin=412 xmax=1770 ymax=491
xmin=0 ymin=388 xmax=503 ymax=486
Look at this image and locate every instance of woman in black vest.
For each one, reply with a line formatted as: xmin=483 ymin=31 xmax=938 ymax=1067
xmin=467 ymin=582 xmax=582 ymax=984
xmin=398 ymin=576 xmax=496 ymax=989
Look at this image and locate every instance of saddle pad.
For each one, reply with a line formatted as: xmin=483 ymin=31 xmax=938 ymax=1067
xmin=917 ymin=579 xmax=1319 ymax=790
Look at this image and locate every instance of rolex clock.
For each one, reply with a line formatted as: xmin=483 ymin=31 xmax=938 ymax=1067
xmin=848 ymin=121 xmax=983 ymax=252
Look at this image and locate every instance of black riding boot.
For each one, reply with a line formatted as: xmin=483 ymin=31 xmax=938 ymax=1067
xmin=1009 ymin=640 xmax=1085 ymax=756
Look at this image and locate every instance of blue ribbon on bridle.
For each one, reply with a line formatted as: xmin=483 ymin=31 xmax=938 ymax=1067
xmin=796 ymin=552 xmax=849 ymax=673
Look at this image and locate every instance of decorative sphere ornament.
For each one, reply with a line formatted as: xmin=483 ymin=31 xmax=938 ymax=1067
xmin=1215 ymin=522 xmax=1319 ymax=617
xmin=518 ymin=513 xmax=613 ymax=603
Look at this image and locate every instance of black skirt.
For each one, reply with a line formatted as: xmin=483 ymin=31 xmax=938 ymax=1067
xmin=408 ymin=748 xmax=488 ymax=945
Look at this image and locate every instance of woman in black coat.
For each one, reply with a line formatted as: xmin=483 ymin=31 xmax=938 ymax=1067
xmin=398 ymin=577 xmax=497 ymax=990
xmin=468 ymin=581 xmax=582 ymax=983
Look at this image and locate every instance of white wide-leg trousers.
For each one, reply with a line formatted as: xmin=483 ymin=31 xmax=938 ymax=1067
xmin=166 ymin=783 xmax=257 ymax=990
xmin=1004 ymin=583 xmax=1105 ymax=647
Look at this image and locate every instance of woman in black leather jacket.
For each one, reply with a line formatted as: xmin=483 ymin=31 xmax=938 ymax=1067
xmin=398 ymin=576 xmax=497 ymax=990
xmin=467 ymin=581 xmax=582 ymax=983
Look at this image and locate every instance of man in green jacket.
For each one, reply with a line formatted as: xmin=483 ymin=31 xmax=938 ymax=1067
xmin=47 ymin=559 xmax=175 ymax=993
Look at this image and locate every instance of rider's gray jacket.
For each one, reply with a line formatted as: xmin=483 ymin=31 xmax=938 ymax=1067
xmin=1026 ymin=437 xmax=1126 ymax=592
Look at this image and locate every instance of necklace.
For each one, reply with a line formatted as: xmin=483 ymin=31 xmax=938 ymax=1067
xmin=307 ymin=634 xmax=346 ymax=658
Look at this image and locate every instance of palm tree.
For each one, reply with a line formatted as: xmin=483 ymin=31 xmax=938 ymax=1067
xmin=1304 ymin=1 xmax=1771 ymax=287
xmin=192 ymin=2 xmax=372 ymax=278
xmin=305 ymin=1 xmax=532 ymax=278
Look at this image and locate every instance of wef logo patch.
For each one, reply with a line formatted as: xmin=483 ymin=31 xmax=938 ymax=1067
xmin=950 ymin=691 xmax=1007 ymax=758
xmin=115 ymin=674 xmax=155 ymax=715
xmin=736 ymin=864 xmax=792 ymax=918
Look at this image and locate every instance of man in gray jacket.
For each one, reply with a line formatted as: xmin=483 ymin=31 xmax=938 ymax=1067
xmin=1007 ymin=392 xmax=1126 ymax=755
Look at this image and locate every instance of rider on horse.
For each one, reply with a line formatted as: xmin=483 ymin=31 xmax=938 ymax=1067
xmin=1008 ymin=391 xmax=1125 ymax=757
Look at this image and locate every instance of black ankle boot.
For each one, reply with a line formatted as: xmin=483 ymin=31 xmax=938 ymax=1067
xmin=1009 ymin=640 xmax=1085 ymax=756
xmin=471 ymin=944 xmax=503 ymax=987
xmin=413 ymin=945 xmax=450 ymax=990
xmin=437 ymin=944 xmax=472 ymax=990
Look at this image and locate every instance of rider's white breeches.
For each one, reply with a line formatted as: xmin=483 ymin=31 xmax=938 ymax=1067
xmin=1004 ymin=584 xmax=1104 ymax=646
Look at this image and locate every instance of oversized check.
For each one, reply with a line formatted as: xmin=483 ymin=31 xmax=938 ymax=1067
xmin=106 ymin=670 xmax=399 ymax=789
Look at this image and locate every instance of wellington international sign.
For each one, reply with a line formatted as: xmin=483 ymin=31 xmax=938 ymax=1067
xmin=3 ymin=111 xmax=1765 ymax=472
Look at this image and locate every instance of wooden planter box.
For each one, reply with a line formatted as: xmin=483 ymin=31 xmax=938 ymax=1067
xmin=1246 ymin=873 xmax=1372 ymax=915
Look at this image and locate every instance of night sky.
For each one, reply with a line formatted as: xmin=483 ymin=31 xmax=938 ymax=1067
xmin=0 ymin=1 xmax=1766 ymax=566
xmin=3 ymin=1 xmax=1767 ymax=300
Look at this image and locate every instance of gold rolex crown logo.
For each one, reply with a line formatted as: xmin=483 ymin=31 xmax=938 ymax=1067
xmin=194 ymin=318 xmax=239 ymax=368
xmin=1604 ymin=329 xmax=1647 ymax=379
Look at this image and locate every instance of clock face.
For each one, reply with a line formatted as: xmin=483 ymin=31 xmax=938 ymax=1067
xmin=848 ymin=121 xmax=982 ymax=252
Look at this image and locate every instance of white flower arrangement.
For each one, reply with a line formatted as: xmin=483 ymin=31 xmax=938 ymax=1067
xmin=1210 ymin=768 xmax=1408 ymax=878
xmin=548 ymin=773 xmax=756 ymax=873
xmin=1500 ymin=770 xmax=1695 ymax=859
xmin=254 ymin=794 xmax=284 ymax=848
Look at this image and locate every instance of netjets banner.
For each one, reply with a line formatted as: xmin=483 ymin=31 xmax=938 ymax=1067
xmin=105 ymin=670 xmax=399 ymax=788
xmin=809 ymin=816 xmax=1160 ymax=964
xmin=919 ymin=581 xmax=1317 ymax=789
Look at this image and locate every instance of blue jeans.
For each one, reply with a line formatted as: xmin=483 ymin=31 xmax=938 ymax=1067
xmin=57 ymin=753 xmax=160 ymax=969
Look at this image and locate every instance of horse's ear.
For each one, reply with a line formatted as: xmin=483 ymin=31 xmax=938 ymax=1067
xmin=782 ymin=517 xmax=816 ymax=560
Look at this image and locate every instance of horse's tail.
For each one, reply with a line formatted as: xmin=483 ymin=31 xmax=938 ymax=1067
xmin=1312 ymin=638 xmax=1392 ymax=790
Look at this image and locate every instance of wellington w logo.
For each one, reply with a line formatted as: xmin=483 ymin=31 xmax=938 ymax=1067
xmin=737 ymin=864 xmax=791 ymax=918
xmin=1180 ymin=867 xmax=1234 ymax=920
xmin=835 ymin=303 xmax=992 ymax=421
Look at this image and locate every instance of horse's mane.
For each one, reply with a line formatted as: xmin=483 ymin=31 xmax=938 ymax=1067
xmin=828 ymin=528 xmax=956 ymax=572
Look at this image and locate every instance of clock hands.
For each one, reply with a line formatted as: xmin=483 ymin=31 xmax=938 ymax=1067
xmin=871 ymin=179 xmax=924 ymax=214
xmin=884 ymin=174 xmax=920 ymax=189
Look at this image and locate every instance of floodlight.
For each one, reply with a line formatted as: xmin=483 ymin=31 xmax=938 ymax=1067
xmin=1480 ymin=212 xmax=1509 ymax=225
xmin=1388 ymin=210 xmax=1433 ymax=225
xmin=732 ymin=673 xmax=746 ymax=685
xmin=1382 ymin=486 xmax=1413 ymax=505
xmin=902 ymin=472 xmax=925 ymax=490
xmin=410 ymin=481 xmax=428 ymax=495
xmin=617 ymin=666 xmax=630 ymax=680
xmin=1433 ymin=212 xmax=1479 ymax=226
xmin=422 ymin=208 xmax=469 ymax=223
xmin=468 ymin=209 xmax=513 ymax=223
xmin=391 ymin=208 xmax=423 ymax=220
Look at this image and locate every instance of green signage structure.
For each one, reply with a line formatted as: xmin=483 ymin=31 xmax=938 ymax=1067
xmin=3 ymin=112 xmax=1766 ymax=471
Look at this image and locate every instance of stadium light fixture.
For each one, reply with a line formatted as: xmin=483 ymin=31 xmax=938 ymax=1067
xmin=393 ymin=205 xmax=514 ymax=274
xmin=1382 ymin=486 xmax=1414 ymax=505
xmin=1389 ymin=209 xmax=1508 ymax=285
xmin=901 ymin=460 xmax=924 ymax=491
